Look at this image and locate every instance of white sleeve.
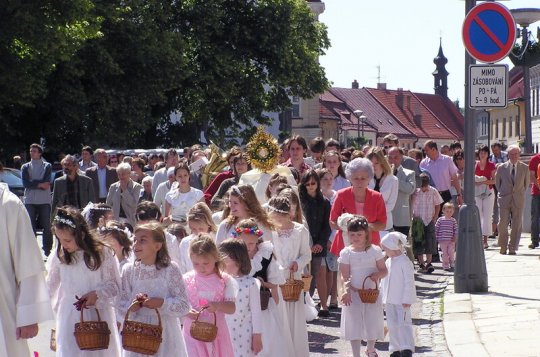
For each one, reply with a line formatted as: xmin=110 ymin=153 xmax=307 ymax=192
xmin=401 ymin=260 xmax=417 ymax=305
xmin=385 ymin=177 xmax=399 ymax=212
xmin=162 ymin=264 xmax=191 ymax=317
xmin=294 ymin=225 xmax=312 ymax=273
xmin=178 ymin=235 xmax=193 ymax=275
xmin=166 ymin=232 xmax=181 ymax=267
xmin=223 ymin=276 xmax=238 ymax=301
xmin=17 ymin=273 xmax=54 ymax=326
xmin=337 ymin=247 xmax=350 ymax=264
xmin=249 ymin=278 xmax=262 ymax=334
xmin=117 ymin=263 xmax=134 ymax=318
xmin=45 ymin=253 xmax=61 ymax=314
xmin=95 ymin=248 xmax=121 ymax=309
xmin=215 ymin=222 xmax=229 ymax=246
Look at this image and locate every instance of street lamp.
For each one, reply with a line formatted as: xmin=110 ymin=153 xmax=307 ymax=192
xmin=510 ymin=8 xmax=540 ymax=154
xmin=353 ymin=110 xmax=367 ymax=146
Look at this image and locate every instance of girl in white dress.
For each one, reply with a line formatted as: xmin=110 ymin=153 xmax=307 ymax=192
xmin=215 ymin=184 xmax=274 ymax=244
xmin=236 ymin=218 xmax=294 ymax=357
xmin=220 ymin=238 xmax=263 ymax=357
xmin=339 ymin=215 xmax=388 ymax=357
xmin=99 ymin=220 xmax=133 ymax=271
xmin=118 ymin=222 xmax=190 ymax=357
xmin=164 ymin=162 xmax=205 ymax=224
xmin=46 ymin=206 xmax=122 ymax=356
xmin=267 ymin=196 xmax=311 ymax=357
xmin=179 ymin=202 xmax=217 ymax=274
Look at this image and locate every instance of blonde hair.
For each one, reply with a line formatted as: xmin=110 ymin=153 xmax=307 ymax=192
xmin=189 ymin=233 xmax=223 ymax=277
xmin=223 ymin=184 xmax=273 ymax=230
xmin=187 ymin=202 xmax=217 ymax=233
xmin=367 ymin=147 xmax=392 ymax=176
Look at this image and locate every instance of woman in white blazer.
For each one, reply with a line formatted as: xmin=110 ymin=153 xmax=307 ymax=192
xmin=367 ymin=148 xmax=398 ymax=235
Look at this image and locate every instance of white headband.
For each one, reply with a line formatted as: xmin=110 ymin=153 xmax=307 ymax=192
xmin=267 ymin=205 xmax=289 ymax=214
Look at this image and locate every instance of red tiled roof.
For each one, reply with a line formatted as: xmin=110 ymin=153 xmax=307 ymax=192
xmin=366 ymin=88 xmax=462 ymax=140
xmin=319 ymin=91 xmax=376 ymax=132
xmin=327 ymin=88 xmax=415 ymax=137
xmin=414 ymin=92 xmax=464 ymax=139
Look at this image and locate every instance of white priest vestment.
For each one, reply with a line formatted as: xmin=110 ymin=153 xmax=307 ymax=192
xmin=0 ymin=183 xmax=54 ymax=356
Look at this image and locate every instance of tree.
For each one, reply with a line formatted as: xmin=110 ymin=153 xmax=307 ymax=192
xmin=0 ymin=1 xmax=102 ymax=158
xmin=173 ymin=0 xmax=330 ymax=144
xmin=1 ymin=0 xmax=329 ymax=157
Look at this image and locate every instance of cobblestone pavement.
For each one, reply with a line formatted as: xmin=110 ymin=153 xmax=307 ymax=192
xmin=308 ymin=260 xmax=453 ymax=356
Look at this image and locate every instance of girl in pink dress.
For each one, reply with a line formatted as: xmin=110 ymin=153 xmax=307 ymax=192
xmin=183 ymin=234 xmax=237 ymax=357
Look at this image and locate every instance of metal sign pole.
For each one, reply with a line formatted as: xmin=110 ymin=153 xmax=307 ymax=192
xmin=455 ymin=0 xmax=488 ymax=293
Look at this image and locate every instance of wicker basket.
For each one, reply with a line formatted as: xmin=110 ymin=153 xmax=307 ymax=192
xmin=280 ymin=272 xmax=304 ymax=302
xmin=260 ymin=289 xmax=272 ymax=311
xmin=302 ymin=275 xmax=312 ymax=293
xmin=121 ymin=301 xmax=163 ymax=355
xmin=358 ymin=276 xmax=379 ymax=304
xmin=190 ymin=307 xmax=218 ymax=342
xmin=74 ymin=308 xmax=111 ymax=351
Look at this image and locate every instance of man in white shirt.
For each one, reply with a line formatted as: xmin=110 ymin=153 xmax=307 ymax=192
xmin=152 ymin=149 xmax=179 ymax=195
xmin=154 ymin=167 xmax=177 ymax=216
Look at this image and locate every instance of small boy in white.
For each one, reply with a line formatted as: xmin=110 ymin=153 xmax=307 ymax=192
xmin=435 ymin=202 xmax=457 ymax=271
xmin=381 ymin=232 xmax=417 ymax=357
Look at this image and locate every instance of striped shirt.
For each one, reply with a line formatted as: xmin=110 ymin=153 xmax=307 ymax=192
xmin=435 ymin=216 xmax=457 ymax=241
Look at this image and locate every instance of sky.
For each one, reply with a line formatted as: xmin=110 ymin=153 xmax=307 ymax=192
xmin=319 ymin=0 xmax=540 ymax=104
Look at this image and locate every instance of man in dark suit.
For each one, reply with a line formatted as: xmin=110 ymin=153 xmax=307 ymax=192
xmin=495 ymin=145 xmax=530 ymax=255
xmin=52 ymin=155 xmax=95 ymax=215
xmin=85 ymin=148 xmax=118 ymax=203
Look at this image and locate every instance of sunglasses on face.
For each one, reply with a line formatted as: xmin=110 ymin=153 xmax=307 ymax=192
xmin=305 ymin=181 xmax=317 ymax=187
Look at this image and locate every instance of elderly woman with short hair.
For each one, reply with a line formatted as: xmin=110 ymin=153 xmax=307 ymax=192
xmin=106 ymin=162 xmax=143 ymax=227
xmin=329 ymin=158 xmax=387 ymax=255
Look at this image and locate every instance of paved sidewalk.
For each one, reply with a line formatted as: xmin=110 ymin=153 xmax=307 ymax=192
xmin=443 ymin=234 xmax=540 ymax=357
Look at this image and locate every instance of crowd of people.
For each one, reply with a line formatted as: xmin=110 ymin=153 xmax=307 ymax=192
xmin=2 ymin=132 xmax=538 ymax=357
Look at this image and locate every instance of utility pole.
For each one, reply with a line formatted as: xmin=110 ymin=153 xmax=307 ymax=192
xmin=455 ymin=0 xmax=488 ymax=293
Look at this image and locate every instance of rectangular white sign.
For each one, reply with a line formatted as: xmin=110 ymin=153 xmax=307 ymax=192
xmin=469 ymin=64 xmax=508 ymax=109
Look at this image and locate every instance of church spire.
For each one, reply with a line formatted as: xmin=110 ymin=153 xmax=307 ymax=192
xmin=433 ymin=38 xmax=449 ymax=98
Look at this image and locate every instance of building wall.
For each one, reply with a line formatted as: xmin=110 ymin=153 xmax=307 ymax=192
xmin=488 ymin=101 xmax=523 ymax=148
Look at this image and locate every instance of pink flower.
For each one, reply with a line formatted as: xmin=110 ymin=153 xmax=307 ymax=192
xmin=199 ymin=299 xmax=208 ymax=307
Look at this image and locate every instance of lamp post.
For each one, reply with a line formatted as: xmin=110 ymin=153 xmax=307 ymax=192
xmin=353 ymin=109 xmax=365 ymax=147
xmin=510 ymin=8 xmax=540 ymax=154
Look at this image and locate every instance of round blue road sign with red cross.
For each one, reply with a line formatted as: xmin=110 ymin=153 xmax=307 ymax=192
xmin=462 ymin=2 xmax=516 ymax=63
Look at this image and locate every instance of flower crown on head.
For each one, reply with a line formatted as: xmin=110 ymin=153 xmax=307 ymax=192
xmin=53 ymin=215 xmax=76 ymax=229
xmin=232 ymin=226 xmax=264 ymax=238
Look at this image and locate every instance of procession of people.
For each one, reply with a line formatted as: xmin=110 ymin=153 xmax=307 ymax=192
xmin=1 ymin=131 xmax=535 ymax=357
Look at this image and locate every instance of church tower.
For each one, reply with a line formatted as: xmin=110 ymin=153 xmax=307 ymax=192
xmin=433 ymin=40 xmax=449 ymax=98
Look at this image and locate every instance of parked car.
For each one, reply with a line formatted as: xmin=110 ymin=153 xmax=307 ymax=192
xmin=0 ymin=168 xmax=25 ymax=199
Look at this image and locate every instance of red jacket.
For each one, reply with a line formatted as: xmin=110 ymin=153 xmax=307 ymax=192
xmin=329 ymin=187 xmax=387 ymax=255
xmin=203 ymin=170 xmax=235 ymax=205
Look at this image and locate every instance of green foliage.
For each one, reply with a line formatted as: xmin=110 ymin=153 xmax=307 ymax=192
xmin=0 ymin=0 xmax=329 ymax=158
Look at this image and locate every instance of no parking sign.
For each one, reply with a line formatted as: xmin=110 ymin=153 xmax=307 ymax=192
xmin=462 ymin=2 xmax=516 ymax=63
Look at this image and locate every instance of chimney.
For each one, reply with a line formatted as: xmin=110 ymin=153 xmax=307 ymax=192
xmin=413 ymin=103 xmax=422 ymax=127
xmin=352 ymin=80 xmax=359 ymax=89
xmin=377 ymin=83 xmax=387 ymax=90
xmin=396 ymin=88 xmax=404 ymax=110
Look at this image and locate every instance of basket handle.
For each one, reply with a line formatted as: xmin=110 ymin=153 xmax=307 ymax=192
xmin=195 ymin=306 xmax=217 ymax=326
xmin=124 ymin=300 xmax=163 ymax=328
xmin=362 ymin=276 xmax=378 ymax=290
xmin=79 ymin=307 xmax=101 ymax=323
